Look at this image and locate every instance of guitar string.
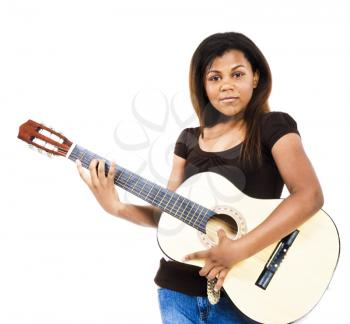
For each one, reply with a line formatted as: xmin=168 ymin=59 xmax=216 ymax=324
xmin=112 ymin=166 xmax=207 ymax=233
xmin=68 ymin=149 xmax=271 ymax=258
xmin=69 ymin=148 xmax=211 ymax=232
xmin=69 ymin=149 xmax=252 ymax=237
xmin=31 ymin=138 xmax=276 ymax=265
xmin=68 ymin=149 xmax=272 ymax=264
xmin=67 ymin=151 xmax=274 ymax=262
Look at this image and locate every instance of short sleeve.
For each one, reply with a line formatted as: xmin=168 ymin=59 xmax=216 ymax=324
xmin=174 ymin=127 xmax=199 ymax=159
xmin=261 ymin=112 xmax=300 ymax=151
xmin=174 ymin=128 xmax=189 ymax=159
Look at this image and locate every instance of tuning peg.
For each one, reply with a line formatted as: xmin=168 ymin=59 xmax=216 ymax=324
xmin=28 ymin=144 xmax=34 ymax=150
xmin=37 ymin=148 xmax=43 ymax=154
xmin=47 ymin=152 xmax=53 ymax=158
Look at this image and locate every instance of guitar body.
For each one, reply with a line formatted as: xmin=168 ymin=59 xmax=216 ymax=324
xmin=157 ymin=172 xmax=340 ymax=324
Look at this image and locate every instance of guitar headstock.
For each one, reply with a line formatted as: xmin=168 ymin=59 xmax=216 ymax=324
xmin=18 ymin=119 xmax=73 ymax=157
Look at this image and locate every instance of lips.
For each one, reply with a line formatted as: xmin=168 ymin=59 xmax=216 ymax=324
xmin=220 ymin=96 xmax=239 ymax=102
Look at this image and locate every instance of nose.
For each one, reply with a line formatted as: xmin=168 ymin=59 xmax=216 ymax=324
xmin=220 ymin=78 xmax=235 ymax=92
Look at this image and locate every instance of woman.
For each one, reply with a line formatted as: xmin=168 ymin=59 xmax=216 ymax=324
xmin=76 ymin=32 xmax=324 ymax=323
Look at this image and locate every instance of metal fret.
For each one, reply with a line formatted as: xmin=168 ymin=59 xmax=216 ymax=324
xmin=129 ymin=174 xmax=141 ymax=192
xmin=173 ymin=197 xmax=186 ymax=222
xmin=178 ymin=199 xmax=190 ymax=223
xmin=79 ymin=149 xmax=87 ymax=162
xmin=188 ymin=203 xmax=200 ymax=226
xmin=122 ymin=172 xmax=133 ymax=189
xmin=151 ymin=186 xmax=162 ymax=206
xmin=163 ymin=191 xmax=175 ymax=211
xmin=116 ymin=169 xmax=124 ymax=182
xmin=144 ymin=182 xmax=155 ymax=200
xmin=137 ymin=178 xmax=149 ymax=197
xmin=193 ymin=206 xmax=205 ymax=228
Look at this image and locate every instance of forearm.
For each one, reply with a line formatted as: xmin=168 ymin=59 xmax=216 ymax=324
xmin=111 ymin=203 xmax=162 ymax=228
xmin=239 ymin=190 xmax=324 ymax=259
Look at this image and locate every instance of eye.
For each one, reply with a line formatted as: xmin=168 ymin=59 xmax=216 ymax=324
xmin=208 ymin=75 xmax=220 ymax=81
xmin=233 ymin=72 xmax=245 ymax=78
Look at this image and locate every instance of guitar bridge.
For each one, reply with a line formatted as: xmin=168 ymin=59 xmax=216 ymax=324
xmin=255 ymin=230 xmax=299 ymax=290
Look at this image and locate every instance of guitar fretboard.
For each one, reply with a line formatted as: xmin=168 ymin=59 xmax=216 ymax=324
xmin=68 ymin=144 xmax=215 ymax=232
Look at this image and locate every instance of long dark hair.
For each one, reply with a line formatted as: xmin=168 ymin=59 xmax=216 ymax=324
xmin=189 ymin=32 xmax=272 ymax=169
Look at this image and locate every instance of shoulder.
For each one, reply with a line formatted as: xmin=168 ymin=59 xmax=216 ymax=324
xmin=176 ymin=127 xmax=200 ymax=143
xmin=261 ymin=111 xmax=298 ymax=126
xmin=260 ymin=111 xmax=300 ymax=152
xmin=174 ymin=127 xmax=200 ymax=159
xmin=178 ymin=127 xmax=200 ymax=136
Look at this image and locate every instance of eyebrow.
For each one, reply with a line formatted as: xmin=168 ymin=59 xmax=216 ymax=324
xmin=207 ymin=64 xmax=246 ymax=74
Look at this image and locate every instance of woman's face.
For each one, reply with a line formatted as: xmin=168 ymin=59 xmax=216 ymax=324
xmin=204 ymin=49 xmax=259 ymax=118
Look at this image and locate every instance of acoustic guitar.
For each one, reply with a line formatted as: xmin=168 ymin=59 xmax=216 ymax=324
xmin=18 ymin=119 xmax=340 ymax=324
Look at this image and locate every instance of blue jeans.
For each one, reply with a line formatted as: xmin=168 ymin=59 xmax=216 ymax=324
xmin=157 ymin=288 xmax=256 ymax=324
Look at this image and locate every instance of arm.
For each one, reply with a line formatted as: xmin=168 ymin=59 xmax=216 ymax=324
xmin=237 ymin=133 xmax=324 ymax=257
xmin=185 ymin=133 xmax=324 ymax=290
xmin=76 ymin=154 xmax=186 ymax=228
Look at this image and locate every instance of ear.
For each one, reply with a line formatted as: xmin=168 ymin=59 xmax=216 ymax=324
xmin=253 ymin=70 xmax=260 ymax=88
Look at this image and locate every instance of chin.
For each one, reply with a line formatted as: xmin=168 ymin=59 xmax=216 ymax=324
xmin=228 ymin=108 xmax=247 ymax=118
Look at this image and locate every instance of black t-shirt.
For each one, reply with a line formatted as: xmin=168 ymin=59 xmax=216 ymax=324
xmin=154 ymin=111 xmax=300 ymax=296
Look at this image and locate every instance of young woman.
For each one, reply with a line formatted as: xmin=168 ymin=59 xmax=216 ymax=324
xmin=76 ymin=32 xmax=324 ymax=323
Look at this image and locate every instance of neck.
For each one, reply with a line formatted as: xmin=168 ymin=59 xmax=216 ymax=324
xmin=67 ymin=144 xmax=216 ymax=232
xmin=204 ymin=118 xmax=246 ymax=139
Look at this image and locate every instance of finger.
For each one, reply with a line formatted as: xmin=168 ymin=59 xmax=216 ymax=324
xmin=89 ymin=159 xmax=99 ymax=187
xmin=217 ymin=228 xmax=226 ymax=241
xmin=183 ymin=249 xmax=208 ymax=262
xmin=214 ymin=268 xmax=229 ymax=291
xmin=199 ymin=262 xmax=216 ymax=277
xmin=199 ymin=259 xmax=224 ymax=278
xmin=206 ymin=266 xmax=225 ymax=280
xmin=76 ymin=159 xmax=91 ymax=186
xmin=108 ymin=161 xmax=116 ymax=180
xmin=98 ymin=159 xmax=106 ymax=179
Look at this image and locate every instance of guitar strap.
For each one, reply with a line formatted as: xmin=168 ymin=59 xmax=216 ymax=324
xmin=207 ymin=278 xmax=220 ymax=304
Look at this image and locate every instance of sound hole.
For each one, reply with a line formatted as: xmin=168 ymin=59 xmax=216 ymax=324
xmin=205 ymin=213 xmax=238 ymax=245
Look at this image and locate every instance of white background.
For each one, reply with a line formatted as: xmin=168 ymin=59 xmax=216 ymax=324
xmin=1 ymin=0 xmax=349 ymax=323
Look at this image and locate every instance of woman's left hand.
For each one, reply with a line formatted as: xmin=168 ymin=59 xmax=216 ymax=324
xmin=183 ymin=229 xmax=248 ymax=291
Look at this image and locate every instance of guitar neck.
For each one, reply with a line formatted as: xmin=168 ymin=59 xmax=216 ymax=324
xmin=68 ymin=144 xmax=213 ymax=232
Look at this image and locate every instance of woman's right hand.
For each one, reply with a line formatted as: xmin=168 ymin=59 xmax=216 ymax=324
xmin=76 ymin=159 xmax=124 ymax=215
